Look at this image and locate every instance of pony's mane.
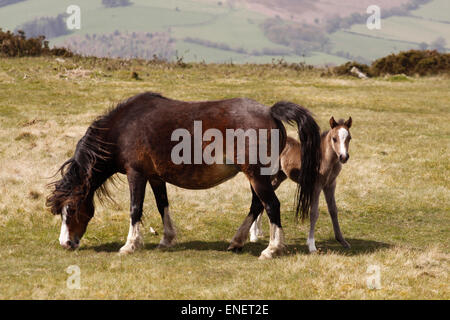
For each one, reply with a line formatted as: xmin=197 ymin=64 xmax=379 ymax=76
xmin=46 ymin=91 xmax=166 ymax=215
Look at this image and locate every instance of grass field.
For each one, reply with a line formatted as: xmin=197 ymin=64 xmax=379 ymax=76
xmin=0 ymin=56 xmax=449 ymax=299
xmin=348 ymin=15 xmax=450 ymax=47
xmin=329 ymin=31 xmax=419 ymax=61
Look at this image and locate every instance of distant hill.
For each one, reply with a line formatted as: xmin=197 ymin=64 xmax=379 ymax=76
xmin=0 ymin=0 xmax=448 ymax=64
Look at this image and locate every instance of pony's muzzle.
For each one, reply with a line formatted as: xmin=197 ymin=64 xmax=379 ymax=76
xmin=61 ymin=238 xmax=79 ymax=250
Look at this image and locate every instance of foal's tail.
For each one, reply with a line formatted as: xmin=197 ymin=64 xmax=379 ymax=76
xmin=270 ymin=101 xmax=321 ymax=221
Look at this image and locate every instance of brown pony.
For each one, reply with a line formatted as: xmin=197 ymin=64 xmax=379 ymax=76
xmin=47 ymin=92 xmax=321 ymax=259
xmin=249 ymin=117 xmax=352 ymax=252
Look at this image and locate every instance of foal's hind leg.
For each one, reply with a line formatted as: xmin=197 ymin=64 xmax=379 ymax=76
xmin=323 ymin=181 xmax=350 ymax=249
xmin=149 ymin=178 xmax=176 ymax=248
xmin=228 ymin=187 xmax=264 ymax=252
xmin=306 ymin=187 xmax=321 ymax=253
xmin=119 ymin=170 xmax=146 ymax=254
xmin=249 ymin=171 xmax=287 ymax=242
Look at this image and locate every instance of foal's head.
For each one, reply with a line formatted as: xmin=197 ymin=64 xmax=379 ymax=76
xmin=329 ymin=116 xmax=352 ymax=164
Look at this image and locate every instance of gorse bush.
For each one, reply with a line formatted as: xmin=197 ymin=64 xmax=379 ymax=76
xmin=333 ymin=61 xmax=373 ymax=77
xmin=371 ymin=50 xmax=450 ymax=76
xmin=334 ymin=50 xmax=450 ymax=77
xmin=0 ymin=29 xmax=73 ymax=57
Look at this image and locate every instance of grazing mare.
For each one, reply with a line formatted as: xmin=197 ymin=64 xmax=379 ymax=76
xmin=249 ymin=117 xmax=352 ymax=252
xmin=47 ymin=92 xmax=321 ymax=259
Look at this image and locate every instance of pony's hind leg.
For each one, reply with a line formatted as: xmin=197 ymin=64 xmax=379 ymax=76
xmin=249 ymin=175 xmax=286 ymax=260
xmin=249 ymin=171 xmax=286 ymax=242
xmin=119 ymin=170 xmax=147 ymax=254
xmin=150 ymin=178 xmax=176 ymax=248
xmin=228 ymin=187 xmax=264 ymax=252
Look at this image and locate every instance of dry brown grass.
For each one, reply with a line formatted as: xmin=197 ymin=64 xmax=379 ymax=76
xmin=0 ymin=56 xmax=448 ymax=299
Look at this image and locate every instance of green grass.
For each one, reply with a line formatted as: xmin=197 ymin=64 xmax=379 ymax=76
xmin=329 ymin=31 xmax=419 ymax=61
xmin=411 ymin=0 xmax=450 ymax=22
xmin=0 ymin=56 xmax=448 ymax=299
xmin=348 ymin=15 xmax=450 ymax=47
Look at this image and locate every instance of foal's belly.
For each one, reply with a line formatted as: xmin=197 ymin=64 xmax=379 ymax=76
xmin=158 ymin=163 xmax=240 ymax=190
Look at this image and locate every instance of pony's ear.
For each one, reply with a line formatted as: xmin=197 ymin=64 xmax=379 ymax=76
xmin=345 ymin=116 xmax=352 ymax=128
xmin=329 ymin=116 xmax=338 ymax=129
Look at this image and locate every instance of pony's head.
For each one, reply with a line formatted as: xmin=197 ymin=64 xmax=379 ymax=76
xmin=329 ymin=116 xmax=352 ymax=164
xmin=46 ymin=158 xmax=95 ymax=249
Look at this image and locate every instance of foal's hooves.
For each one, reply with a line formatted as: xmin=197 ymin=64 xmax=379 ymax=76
xmin=337 ymin=238 xmax=351 ymax=249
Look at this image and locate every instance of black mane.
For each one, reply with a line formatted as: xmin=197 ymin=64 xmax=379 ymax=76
xmin=46 ymin=92 xmax=165 ymax=215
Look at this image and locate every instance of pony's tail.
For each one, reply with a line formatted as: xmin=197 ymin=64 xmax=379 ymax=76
xmin=270 ymin=101 xmax=321 ymax=221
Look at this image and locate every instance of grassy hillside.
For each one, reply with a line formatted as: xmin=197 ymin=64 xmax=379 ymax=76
xmin=0 ymin=56 xmax=448 ymax=299
xmin=0 ymin=0 xmax=448 ymax=64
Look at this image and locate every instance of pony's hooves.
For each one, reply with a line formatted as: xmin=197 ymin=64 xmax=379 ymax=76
xmin=258 ymin=247 xmax=285 ymax=260
xmin=249 ymin=237 xmax=259 ymax=243
xmin=157 ymin=240 xmax=176 ymax=249
xmin=119 ymin=246 xmax=135 ymax=255
xmin=258 ymin=250 xmax=272 ymax=260
xmin=227 ymin=244 xmax=243 ymax=253
xmin=228 ymin=246 xmax=243 ymax=253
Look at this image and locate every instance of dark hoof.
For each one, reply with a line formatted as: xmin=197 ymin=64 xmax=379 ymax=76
xmin=227 ymin=246 xmax=243 ymax=253
xmin=337 ymin=238 xmax=351 ymax=249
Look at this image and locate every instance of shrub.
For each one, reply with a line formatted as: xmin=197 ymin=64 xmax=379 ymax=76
xmin=333 ymin=61 xmax=372 ymax=77
xmin=0 ymin=29 xmax=73 ymax=57
xmin=371 ymin=50 xmax=450 ymax=76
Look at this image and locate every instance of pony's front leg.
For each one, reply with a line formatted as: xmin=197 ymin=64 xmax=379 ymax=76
xmin=324 ymin=182 xmax=350 ymax=249
xmin=150 ymin=179 xmax=176 ymax=248
xmin=119 ymin=171 xmax=147 ymax=254
xmin=306 ymin=187 xmax=321 ymax=253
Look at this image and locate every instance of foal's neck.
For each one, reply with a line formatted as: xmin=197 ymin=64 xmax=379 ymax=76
xmin=321 ymin=131 xmax=340 ymax=174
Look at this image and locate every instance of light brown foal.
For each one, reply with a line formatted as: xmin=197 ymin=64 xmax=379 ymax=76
xmin=250 ymin=116 xmax=352 ymax=252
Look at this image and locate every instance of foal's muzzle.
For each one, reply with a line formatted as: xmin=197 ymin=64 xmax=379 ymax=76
xmin=339 ymin=154 xmax=349 ymax=163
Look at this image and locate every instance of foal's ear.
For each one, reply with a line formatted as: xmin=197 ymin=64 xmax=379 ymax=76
xmin=329 ymin=116 xmax=338 ymax=129
xmin=345 ymin=116 xmax=352 ymax=128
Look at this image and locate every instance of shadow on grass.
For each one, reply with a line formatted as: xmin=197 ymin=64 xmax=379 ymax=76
xmin=83 ymin=238 xmax=391 ymax=257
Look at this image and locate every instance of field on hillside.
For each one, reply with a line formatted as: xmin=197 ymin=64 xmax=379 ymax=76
xmin=0 ymin=57 xmax=449 ymax=299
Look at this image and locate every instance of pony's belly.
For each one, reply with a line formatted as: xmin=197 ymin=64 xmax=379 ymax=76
xmin=159 ymin=163 xmax=240 ymax=190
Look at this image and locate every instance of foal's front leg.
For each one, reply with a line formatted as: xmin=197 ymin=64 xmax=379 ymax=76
xmin=323 ymin=181 xmax=350 ymax=249
xmin=119 ymin=170 xmax=147 ymax=254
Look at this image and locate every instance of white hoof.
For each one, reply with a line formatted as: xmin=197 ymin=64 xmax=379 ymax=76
xmin=249 ymin=235 xmax=259 ymax=243
xmin=307 ymin=239 xmax=317 ymax=253
xmin=119 ymin=239 xmax=143 ymax=255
